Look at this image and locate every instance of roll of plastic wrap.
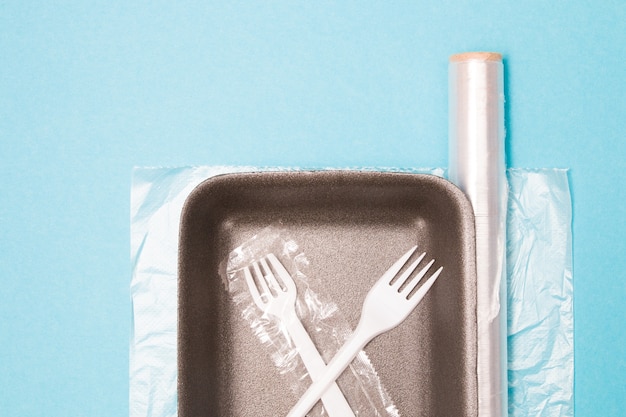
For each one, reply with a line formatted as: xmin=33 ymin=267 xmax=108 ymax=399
xmin=448 ymin=52 xmax=508 ymax=417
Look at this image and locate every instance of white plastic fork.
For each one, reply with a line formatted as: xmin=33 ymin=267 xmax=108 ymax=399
xmin=244 ymin=254 xmax=356 ymax=417
xmin=286 ymin=246 xmax=443 ymax=417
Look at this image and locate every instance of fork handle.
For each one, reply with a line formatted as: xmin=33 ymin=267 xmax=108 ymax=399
xmin=283 ymin=309 xmax=356 ymax=417
xmin=286 ymin=321 xmax=373 ymax=417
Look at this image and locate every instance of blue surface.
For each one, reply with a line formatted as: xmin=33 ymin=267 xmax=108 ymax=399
xmin=1 ymin=2 xmax=624 ymax=416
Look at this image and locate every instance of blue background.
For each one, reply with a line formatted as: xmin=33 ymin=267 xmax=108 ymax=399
xmin=1 ymin=1 xmax=624 ymax=416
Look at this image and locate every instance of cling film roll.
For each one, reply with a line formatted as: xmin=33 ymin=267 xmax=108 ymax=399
xmin=448 ymin=52 xmax=508 ymax=417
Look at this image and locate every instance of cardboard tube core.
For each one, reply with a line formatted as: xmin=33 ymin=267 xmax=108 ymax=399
xmin=450 ymin=52 xmax=502 ymax=63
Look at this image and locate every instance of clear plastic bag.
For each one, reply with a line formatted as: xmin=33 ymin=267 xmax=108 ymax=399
xmin=225 ymin=226 xmax=400 ymax=417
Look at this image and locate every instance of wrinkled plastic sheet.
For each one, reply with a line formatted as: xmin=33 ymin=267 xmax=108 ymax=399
xmin=506 ymin=169 xmax=573 ymax=417
xmin=130 ymin=166 xmax=573 ymax=417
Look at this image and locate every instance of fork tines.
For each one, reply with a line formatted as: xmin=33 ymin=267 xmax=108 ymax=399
xmin=244 ymin=254 xmax=297 ymax=307
xmin=386 ymin=246 xmax=443 ymax=300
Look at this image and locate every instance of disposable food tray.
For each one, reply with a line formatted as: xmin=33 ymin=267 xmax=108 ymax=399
xmin=178 ymin=171 xmax=477 ymax=417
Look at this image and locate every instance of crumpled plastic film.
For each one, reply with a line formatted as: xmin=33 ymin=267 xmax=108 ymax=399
xmin=506 ymin=168 xmax=573 ymax=417
xmin=130 ymin=166 xmax=573 ymax=417
xmin=130 ymin=166 xmax=256 ymax=417
xmin=225 ymin=227 xmax=399 ymax=416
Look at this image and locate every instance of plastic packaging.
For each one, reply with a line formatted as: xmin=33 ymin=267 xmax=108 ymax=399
xmin=225 ymin=227 xmax=399 ymax=417
xmin=449 ymin=52 xmax=508 ymax=417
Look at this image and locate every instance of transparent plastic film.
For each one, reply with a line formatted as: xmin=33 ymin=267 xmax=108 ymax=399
xmin=449 ymin=53 xmax=508 ymax=417
xmin=225 ymin=227 xmax=400 ymax=417
xmin=506 ymin=169 xmax=573 ymax=417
